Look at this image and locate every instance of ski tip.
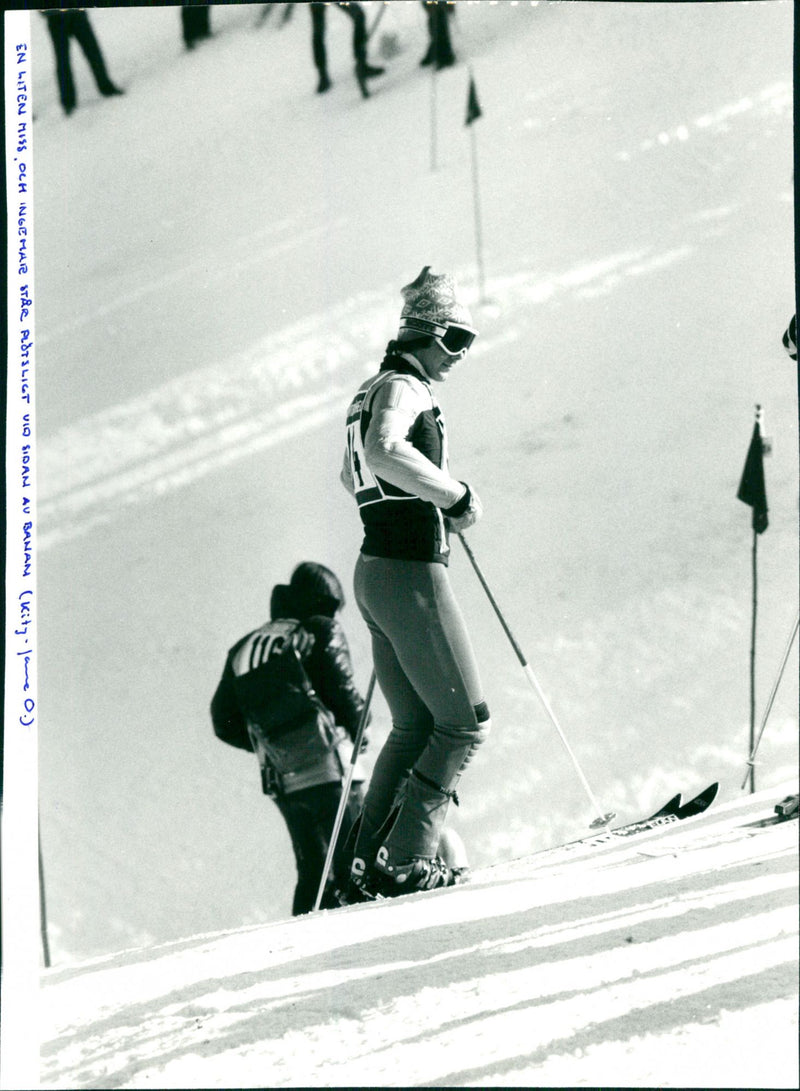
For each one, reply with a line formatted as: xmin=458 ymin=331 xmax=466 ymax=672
xmin=677 ymin=781 xmax=720 ymax=818
xmin=589 ymin=811 xmax=616 ymax=829
xmin=648 ymin=792 xmax=682 ymax=820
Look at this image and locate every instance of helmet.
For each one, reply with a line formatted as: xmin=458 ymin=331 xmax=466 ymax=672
xmin=289 ymin=562 xmax=345 ymax=619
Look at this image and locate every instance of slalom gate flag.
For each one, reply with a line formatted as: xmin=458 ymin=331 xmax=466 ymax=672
xmin=466 ymin=74 xmax=482 ymax=125
xmin=782 ymin=314 xmax=796 ymax=360
xmin=737 ymin=415 xmax=769 ymax=534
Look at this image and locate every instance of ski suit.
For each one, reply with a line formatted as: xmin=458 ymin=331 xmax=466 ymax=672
xmin=341 ymin=351 xmax=490 ymax=869
xmin=211 ymin=611 xmax=368 ymax=913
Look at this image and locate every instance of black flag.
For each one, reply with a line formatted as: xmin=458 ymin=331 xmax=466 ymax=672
xmin=782 ymin=314 xmax=796 ymax=360
xmin=466 ymin=75 xmax=482 ymax=126
xmin=737 ymin=414 xmax=769 ymax=534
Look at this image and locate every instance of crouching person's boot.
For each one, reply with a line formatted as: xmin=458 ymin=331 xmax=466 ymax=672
xmin=339 ymin=804 xmax=402 ymax=903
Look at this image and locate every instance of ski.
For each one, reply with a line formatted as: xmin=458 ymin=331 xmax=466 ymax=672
xmin=569 ymin=782 xmax=719 ymax=847
xmin=647 ymin=792 xmax=682 ymax=819
xmin=337 ymin=783 xmax=721 ymax=903
xmin=533 ymin=782 xmax=720 ymax=863
xmin=674 ymin=781 xmax=719 ymax=819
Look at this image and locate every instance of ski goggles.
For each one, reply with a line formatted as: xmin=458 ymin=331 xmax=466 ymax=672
xmin=400 ymin=317 xmax=478 ymax=356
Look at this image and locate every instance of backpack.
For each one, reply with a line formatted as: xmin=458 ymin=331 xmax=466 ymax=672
xmin=230 ymin=619 xmax=346 ymax=795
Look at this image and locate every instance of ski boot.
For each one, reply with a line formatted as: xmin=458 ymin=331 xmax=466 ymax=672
xmin=337 ymin=853 xmax=387 ymax=905
xmin=337 ymin=828 xmax=470 ymax=903
xmin=354 ymin=62 xmax=385 ymax=99
xmin=373 ymin=844 xmax=455 ymax=895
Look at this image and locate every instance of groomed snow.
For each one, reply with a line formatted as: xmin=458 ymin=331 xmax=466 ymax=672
xmin=38 ymin=785 xmax=798 ymax=1088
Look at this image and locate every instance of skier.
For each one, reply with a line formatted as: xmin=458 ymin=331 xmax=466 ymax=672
xmin=210 ymin=562 xmax=371 ymax=914
xmin=339 ymin=266 xmax=490 ymax=900
xmin=41 ymin=9 xmax=124 ymax=116
xmin=309 ymin=1 xmax=385 ymax=98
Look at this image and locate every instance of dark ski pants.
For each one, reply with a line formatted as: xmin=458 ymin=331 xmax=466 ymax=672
xmin=353 ymin=554 xmax=490 ymax=863
xmin=44 ymin=11 xmax=118 ymax=114
xmin=420 ymin=0 xmax=456 ymax=67
xmin=310 ymin=1 xmax=369 ymax=79
xmin=181 ymin=6 xmax=212 ymax=49
xmin=276 ymin=779 xmax=364 ymax=914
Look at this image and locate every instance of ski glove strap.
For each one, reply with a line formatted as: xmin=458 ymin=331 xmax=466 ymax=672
xmin=444 ymin=482 xmax=483 ymax=532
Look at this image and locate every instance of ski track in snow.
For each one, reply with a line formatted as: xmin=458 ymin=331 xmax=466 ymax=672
xmin=34 ymin=49 xmax=790 ymax=551
xmin=40 ymin=240 xmax=713 ymax=549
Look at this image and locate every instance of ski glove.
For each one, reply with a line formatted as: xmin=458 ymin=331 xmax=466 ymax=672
xmin=444 ymin=482 xmax=483 ymax=532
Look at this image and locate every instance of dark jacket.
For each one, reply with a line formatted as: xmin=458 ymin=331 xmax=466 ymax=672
xmin=210 ymin=614 xmax=369 ymax=792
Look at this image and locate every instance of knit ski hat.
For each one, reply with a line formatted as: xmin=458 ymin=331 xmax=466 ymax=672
xmin=399 ymin=266 xmax=473 ymax=334
xmin=289 ymin=562 xmax=345 ymax=619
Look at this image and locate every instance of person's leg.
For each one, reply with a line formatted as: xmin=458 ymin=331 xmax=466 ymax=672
xmin=282 ymin=783 xmax=365 ymax=912
xmin=327 ymin=782 xmax=365 ymax=903
xmin=356 ymin=557 xmax=490 ymax=872
xmin=46 ymin=15 xmax=76 ymax=114
xmin=297 ymin=785 xmax=338 ymax=913
xmin=181 ymin=8 xmax=196 ymax=48
xmin=197 ymin=6 xmax=212 ymax=39
xmin=72 ymin=11 xmax=122 ymax=96
xmin=420 ymin=1 xmax=437 ymax=66
xmin=310 ymin=3 xmax=331 ymax=92
xmin=351 ymin=556 xmax=435 ymax=867
xmin=428 ymin=1 xmax=456 ymax=68
xmin=275 ymin=793 xmax=314 ymax=915
xmin=343 ymin=1 xmax=367 ymax=69
xmin=341 ymin=1 xmax=383 ymax=97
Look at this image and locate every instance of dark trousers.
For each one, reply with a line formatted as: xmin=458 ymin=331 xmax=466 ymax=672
xmin=276 ymin=780 xmax=364 ymax=914
xmin=310 ymin=1 xmax=368 ymax=78
xmin=421 ymin=1 xmax=456 ymax=66
xmin=181 ymin=6 xmax=212 ymax=49
xmin=44 ymin=10 xmax=118 ymax=113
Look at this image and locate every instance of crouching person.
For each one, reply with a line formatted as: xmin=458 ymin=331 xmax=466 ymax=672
xmin=210 ymin=562 xmax=370 ymax=913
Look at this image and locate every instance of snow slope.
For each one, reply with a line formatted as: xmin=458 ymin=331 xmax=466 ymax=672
xmin=23 ymin=0 xmax=798 ymax=966
xmin=38 ymin=783 xmax=799 ymax=1089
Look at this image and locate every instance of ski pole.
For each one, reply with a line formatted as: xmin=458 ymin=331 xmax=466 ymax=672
xmin=741 ymin=607 xmax=799 ymax=790
xmin=367 ymin=3 xmax=387 ymax=41
xmin=457 ymin=533 xmax=615 ymax=829
xmin=313 ymin=670 xmax=377 ymax=912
